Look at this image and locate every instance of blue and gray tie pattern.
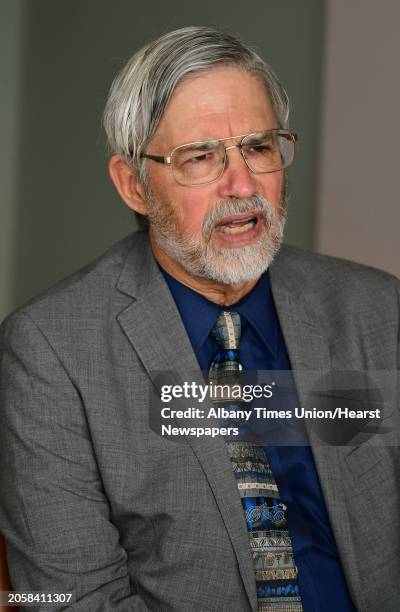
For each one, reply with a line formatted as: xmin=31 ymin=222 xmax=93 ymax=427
xmin=209 ymin=311 xmax=303 ymax=612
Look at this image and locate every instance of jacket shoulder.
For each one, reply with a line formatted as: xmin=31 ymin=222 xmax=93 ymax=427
xmin=272 ymin=245 xmax=400 ymax=331
xmin=0 ymin=231 xmax=146 ymax=335
xmin=276 ymin=244 xmax=399 ymax=292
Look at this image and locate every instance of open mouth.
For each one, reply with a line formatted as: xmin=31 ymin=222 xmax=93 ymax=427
xmin=216 ymin=215 xmax=259 ymax=235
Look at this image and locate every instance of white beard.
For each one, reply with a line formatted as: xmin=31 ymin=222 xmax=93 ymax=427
xmin=146 ymin=192 xmax=287 ymax=285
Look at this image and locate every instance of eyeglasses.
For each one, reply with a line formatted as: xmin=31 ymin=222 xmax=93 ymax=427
xmin=141 ymin=129 xmax=298 ymax=186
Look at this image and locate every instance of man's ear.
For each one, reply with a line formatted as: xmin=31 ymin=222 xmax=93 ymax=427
xmin=108 ymin=155 xmax=148 ymax=215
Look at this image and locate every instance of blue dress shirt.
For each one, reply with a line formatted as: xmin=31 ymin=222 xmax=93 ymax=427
xmin=162 ymin=268 xmax=356 ymax=611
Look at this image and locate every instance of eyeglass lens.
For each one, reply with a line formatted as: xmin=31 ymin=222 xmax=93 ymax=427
xmin=171 ymin=131 xmax=295 ymax=186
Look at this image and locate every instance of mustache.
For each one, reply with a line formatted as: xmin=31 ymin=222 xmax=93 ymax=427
xmin=202 ymin=195 xmax=278 ymax=239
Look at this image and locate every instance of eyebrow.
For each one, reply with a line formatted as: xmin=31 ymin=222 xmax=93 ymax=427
xmin=244 ymin=132 xmax=273 ymax=142
xmin=178 ymin=139 xmax=221 ymax=151
xmin=172 ymin=129 xmax=285 ymax=153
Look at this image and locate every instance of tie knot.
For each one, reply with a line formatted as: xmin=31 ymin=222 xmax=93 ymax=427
xmin=212 ymin=311 xmax=241 ymax=350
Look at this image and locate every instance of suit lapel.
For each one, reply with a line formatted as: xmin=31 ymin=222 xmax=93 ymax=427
xmin=269 ymin=250 xmax=367 ymax=609
xmin=115 ymin=233 xmax=257 ymax=610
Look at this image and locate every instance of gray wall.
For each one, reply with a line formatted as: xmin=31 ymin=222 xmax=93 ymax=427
xmin=0 ymin=0 xmax=325 ymax=320
xmin=0 ymin=0 xmax=24 ymax=320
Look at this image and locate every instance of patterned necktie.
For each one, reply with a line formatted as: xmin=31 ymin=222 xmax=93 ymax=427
xmin=209 ymin=311 xmax=303 ymax=612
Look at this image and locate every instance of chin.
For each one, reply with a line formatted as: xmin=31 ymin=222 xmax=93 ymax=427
xmin=179 ymin=228 xmax=284 ymax=285
xmin=199 ymin=245 xmax=279 ymax=285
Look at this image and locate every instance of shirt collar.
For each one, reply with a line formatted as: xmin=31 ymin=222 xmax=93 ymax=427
xmin=161 ymin=267 xmax=278 ymax=359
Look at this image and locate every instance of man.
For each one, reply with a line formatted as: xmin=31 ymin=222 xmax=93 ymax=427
xmin=0 ymin=26 xmax=399 ymax=612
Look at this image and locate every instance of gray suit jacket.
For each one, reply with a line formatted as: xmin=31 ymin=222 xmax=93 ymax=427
xmin=0 ymin=231 xmax=399 ymax=611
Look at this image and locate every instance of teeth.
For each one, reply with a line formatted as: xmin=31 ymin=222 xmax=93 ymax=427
xmin=220 ymin=220 xmax=256 ymax=234
xmin=230 ymin=216 xmax=253 ymax=225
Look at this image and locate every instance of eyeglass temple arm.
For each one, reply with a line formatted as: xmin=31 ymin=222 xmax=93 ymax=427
xmin=141 ymin=153 xmax=171 ymax=164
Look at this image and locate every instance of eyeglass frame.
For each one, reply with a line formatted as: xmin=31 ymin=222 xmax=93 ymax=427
xmin=140 ymin=129 xmax=298 ymax=187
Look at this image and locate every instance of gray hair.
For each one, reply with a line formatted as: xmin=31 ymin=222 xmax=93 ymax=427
xmin=103 ymin=26 xmax=290 ymax=183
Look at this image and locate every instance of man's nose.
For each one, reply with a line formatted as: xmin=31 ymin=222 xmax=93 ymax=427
xmin=216 ymin=146 xmax=257 ymax=200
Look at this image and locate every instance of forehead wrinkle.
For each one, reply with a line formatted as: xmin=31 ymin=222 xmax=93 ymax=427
xmin=164 ymin=110 xmax=275 ymax=151
xmin=148 ymin=68 xmax=277 ymax=152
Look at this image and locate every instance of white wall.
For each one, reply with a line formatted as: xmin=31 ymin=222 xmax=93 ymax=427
xmin=317 ymin=0 xmax=400 ymax=277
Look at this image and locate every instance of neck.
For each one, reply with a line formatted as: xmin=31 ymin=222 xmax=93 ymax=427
xmin=150 ymin=233 xmax=259 ymax=306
